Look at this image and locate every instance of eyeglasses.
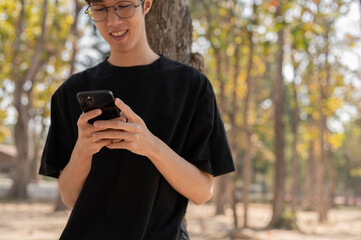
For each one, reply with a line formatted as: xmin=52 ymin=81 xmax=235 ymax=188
xmin=85 ymin=0 xmax=145 ymax=22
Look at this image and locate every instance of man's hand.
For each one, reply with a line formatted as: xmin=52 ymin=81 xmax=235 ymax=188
xmin=76 ymin=109 xmax=114 ymax=157
xmin=93 ymin=98 xmax=160 ymax=157
xmin=58 ymin=107 xmax=128 ymax=208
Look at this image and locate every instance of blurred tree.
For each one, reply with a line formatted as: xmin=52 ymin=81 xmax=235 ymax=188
xmin=269 ymin=0 xmax=287 ymax=228
xmin=241 ymin=1 xmax=257 ymax=228
xmin=0 ymin=0 xmax=77 ymax=198
xmin=186 ymin=0 xmax=361 ymax=233
xmin=7 ymin=0 xmax=49 ymax=198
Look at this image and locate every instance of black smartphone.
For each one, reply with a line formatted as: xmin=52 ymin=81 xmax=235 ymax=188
xmin=77 ymin=90 xmax=121 ymax=124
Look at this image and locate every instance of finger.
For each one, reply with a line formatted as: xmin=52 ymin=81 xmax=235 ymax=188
xmin=94 ymin=119 xmax=137 ymax=132
xmin=79 ymin=120 xmax=109 ymax=137
xmin=120 ymin=116 xmax=127 ymax=123
xmin=106 ymin=141 xmax=130 ymax=150
xmin=93 ymin=130 xmax=133 ymax=141
xmin=114 ymin=98 xmax=140 ymax=123
xmin=95 ymin=139 xmax=113 ymax=150
xmin=114 ymin=116 xmax=127 ymax=122
xmin=79 ymin=109 xmax=102 ymax=125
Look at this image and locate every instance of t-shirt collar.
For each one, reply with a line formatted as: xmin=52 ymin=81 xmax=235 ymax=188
xmin=101 ymin=54 xmax=164 ymax=74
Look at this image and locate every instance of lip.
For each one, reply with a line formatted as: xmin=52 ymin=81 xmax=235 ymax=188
xmin=109 ymin=29 xmax=128 ymax=41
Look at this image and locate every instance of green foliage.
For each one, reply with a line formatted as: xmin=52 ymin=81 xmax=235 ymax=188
xmin=0 ymin=0 xmax=77 ymax=145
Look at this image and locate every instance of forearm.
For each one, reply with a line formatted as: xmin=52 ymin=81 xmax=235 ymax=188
xmin=148 ymin=139 xmax=214 ymax=205
xmin=58 ymin=142 xmax=92 ymax=208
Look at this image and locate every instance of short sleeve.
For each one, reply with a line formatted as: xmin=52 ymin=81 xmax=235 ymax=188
xmin=39 ymin=91 xmax=76 ymax=179
xmin=182 ymin=78 xmax=236 ymax=177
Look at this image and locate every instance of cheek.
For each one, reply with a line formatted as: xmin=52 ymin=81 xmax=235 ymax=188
xmin=95 ymin=24 xmax=105 ymax=38
xmin=132 ymin=21 xmax=144 ymax=36
xmin=94 ymin=24 xmax=108 ymax=39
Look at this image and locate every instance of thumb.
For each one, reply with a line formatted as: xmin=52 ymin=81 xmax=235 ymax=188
xmin=115 ymin=98 xmax=139 ymax=122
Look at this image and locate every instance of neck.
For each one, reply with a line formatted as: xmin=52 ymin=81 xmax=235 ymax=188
xmin=108 ymin=43 xmax=159 ymax=67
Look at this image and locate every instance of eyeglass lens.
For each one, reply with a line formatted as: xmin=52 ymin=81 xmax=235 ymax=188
xmin=88 ymin=1 xmax=135 ymax=21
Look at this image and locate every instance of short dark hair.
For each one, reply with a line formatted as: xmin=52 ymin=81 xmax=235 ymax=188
xmin=85 ymin=0 xmax=144 ymax=7
xmin=85 ymin=0 xmax=101 ymax=4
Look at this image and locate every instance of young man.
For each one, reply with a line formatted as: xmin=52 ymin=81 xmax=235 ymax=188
xmin=39 ymin=0 xmax=235 ymax=239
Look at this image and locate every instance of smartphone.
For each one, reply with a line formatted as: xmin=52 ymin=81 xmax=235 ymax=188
xmin=77 ymin=90 xmax=120 ymax=124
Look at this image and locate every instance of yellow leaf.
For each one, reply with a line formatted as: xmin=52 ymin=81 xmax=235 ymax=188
xmin=235 ymin=36 xmax=242 ymax=44
xmin=328 ymin=133 xmax=345 ymax=150
xmin=312 ymin=111 xmax=320 ymax=120
xmin=350 ymin=168 xmax=361 ymax=177
xmin=326 ymin=97 xmax=343 ymax=113
xmin=219 ymin=8 xmax=227 ymax=17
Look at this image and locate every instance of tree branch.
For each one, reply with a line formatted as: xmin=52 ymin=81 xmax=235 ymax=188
xmin=23 ymin=0 xmax=48 ymax=83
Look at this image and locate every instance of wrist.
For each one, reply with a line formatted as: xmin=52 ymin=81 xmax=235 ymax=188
xmin=147 ymin=136 xmax=165 ymax=162
xmin=73 ymin=141 xmax=93 ymax=162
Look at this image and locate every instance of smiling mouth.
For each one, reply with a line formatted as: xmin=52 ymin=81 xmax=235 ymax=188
xmin=110 ymin=30 xmax=128 ymax=37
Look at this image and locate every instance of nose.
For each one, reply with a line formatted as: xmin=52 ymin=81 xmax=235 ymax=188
xmin=106 ymin=7 xmax=124 ymax=26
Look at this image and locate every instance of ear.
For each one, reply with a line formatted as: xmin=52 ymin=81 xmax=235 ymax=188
xmin=143 ymin=0 xmax=153 ymax=15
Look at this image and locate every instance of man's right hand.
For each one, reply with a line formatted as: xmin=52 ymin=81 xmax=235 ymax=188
xmin=76 ymin=109 xmax=113 ymax=158
xmin=59 ymin=109 xmax=113 ymax=208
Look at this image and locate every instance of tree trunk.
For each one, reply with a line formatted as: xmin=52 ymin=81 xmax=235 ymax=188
xmin=69 ymin=0 xmax=83 ymax=75
xmin=54 ymin=0 xmax=83 ymax=212
xmin=318 ymin=114 xmax=327 ymax=222
xmin=290 ymin=72 xmax=299 ymax=214
xmin=269 ymin=0 xmax=286 ymax=227
xmin=8 ymin=0 xmax=48 ymax=199
xmin=212 ymin=47 xmax=231 ymax=215
xmin=228 ymin=44 xmax=240 ymax=228
xmin=328 ymin=160 xmax=336 ymax=209
xmin=242 ymin=7 xmax=256 ymax=225
xmin=213 ymin=176 xmax=233 ymax=215
xmin=318 ymin=22 xmax=331 ymax=223
xmin=30 ymin=121 xmax=41 ymax=181
xmin=214 ymin=48 xmax=225 ymax=114
xmin=305 ymin=140 xmax=315 ymax=211
xmin=145 ymin=0 xmax=203 ymax=71
xmin=8 ymin=81 xmax=30 ymax=198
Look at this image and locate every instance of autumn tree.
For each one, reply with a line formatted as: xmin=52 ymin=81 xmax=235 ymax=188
xmin=0 ymin=0 xmax=78 ymax=198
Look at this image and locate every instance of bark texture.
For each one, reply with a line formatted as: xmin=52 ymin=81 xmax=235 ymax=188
xmin=318 ymin=22 xmax=331 ymax=223
xmin=213 ymin=48 xmax=231 ymax=216
xmin=242 ymin=3 xmax=257 ymax=227
xmin=145 ymin=0 xmax=204 ymax=71
xmin=291 ymin=73 xmax=299 ymax=214
xmin=305 ymin=140 xmax=315 ymax=211
xmin=229 ymin=44 xmax=240 ymax=228
xmin=269 ymin=1 xmax=286 ymax=227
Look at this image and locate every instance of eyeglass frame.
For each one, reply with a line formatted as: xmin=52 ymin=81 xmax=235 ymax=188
xmin=85 ymin=0 xmax=145 ymax=22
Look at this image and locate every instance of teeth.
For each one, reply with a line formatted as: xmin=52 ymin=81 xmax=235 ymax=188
xmin=111 ymin=30 xmax=127 ymax=36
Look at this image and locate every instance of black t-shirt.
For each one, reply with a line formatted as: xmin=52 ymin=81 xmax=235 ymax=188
xmin=39 ymin=55 xmax=235 ymax=240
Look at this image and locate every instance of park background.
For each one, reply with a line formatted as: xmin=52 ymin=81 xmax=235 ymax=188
xmin=1 ymin=0 xmax=361 ymax=239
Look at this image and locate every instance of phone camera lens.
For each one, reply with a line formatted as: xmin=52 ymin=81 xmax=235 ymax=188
xmin=85 ymin=96 xmax=94 ymax=105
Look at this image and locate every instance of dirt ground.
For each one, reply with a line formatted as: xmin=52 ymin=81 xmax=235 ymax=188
xmin=0 ymin=200 xmax=360 ymax=240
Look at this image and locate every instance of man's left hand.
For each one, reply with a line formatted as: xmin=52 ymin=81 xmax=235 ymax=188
xmin=93 ymin=98 xmax=160 ymax=157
